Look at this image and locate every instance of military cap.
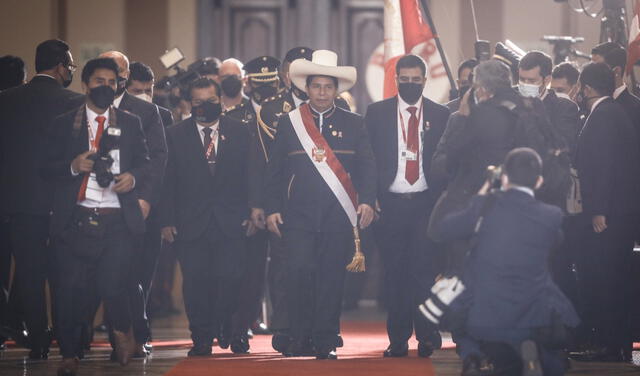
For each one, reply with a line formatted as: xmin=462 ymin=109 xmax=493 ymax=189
xmin=244 ymin=56 xmax=281 ymax=83
xmin=284 ymin=47 xmax=314 ymax=64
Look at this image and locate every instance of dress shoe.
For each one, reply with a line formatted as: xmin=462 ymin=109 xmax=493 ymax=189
xmin=336 ymin=334 xmax=344 ymax=348
xmin=143 ymin=342 xmax=153 ymax=353
xmin=231 ymin=336 xmax=250 ymax=354
xmin=418 ymin=342 xmax=435 ymax=358
xmin=383 ymin=342 xmax=408 ymax=357
xmin=217 ymin=322 xmax=231 ymax=349
xmin=57 ymin=357 xmax=79 ymax=376
xmin=131 ymin=343 xmax=150 ymax=359
xmin=112 ymin=328 xmax=134 ymax=365
xmin=284 ymin=338 xmax=315 ymax=357
xmin=251 ymin=320 xmax=271 ymax=335
xmin=461 ymin=354 xmax=495 ymax=376
xmin=187 ymin=343 xmax=212 ymax=357
xmin=520 ymin=340 xmax=543 ymax=376
xmin=272 ymin=333 xmax=291 ymax=353
xmin=316 ymin=349 xmax=338 ymax=360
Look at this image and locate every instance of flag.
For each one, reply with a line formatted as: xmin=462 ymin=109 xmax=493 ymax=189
xmin=627 ymin=0 xmax=640 ymax=75
xmin=382 ymin=0 xmax=449 ymax=101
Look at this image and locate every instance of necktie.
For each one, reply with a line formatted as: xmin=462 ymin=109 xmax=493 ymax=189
xmin=77 ymin=115 xmax=106 ymax=202
xmin=202 ymin=127 xmax=217 ymax=176
xmin=405 ymin=106 xmax=419 ymax=185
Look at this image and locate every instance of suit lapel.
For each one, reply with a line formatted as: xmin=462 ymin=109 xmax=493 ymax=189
xmin=387 ymin=97 xmax=399 ymax=168
xmin=186 ymin=120 xmax=210 ymax=175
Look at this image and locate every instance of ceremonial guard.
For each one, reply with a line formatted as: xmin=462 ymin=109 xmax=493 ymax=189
xmin=264 ymin=50 xmax=376 ymax=360
xmin=227 ymin=56 xmax=281 ymax=353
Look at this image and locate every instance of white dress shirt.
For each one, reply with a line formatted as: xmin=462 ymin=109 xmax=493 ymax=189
xmin=113 ymin=93 xmax=125 ymax=108
xmin=292 ymin=91 xmax=306 ymax=108
xmin=590 ymin=96 xmax=609 ymax=113
xmin=388 ymin=96 xmax=428 ymax=193
xmin=613 ymin=84 xmax=626 ymax=100
xmin=77 ymin=106 xmax=121 ymax=208
xmin=196 ymin=121 xmax=220 ymax=155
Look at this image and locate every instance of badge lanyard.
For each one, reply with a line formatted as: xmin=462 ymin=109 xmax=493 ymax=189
xmin=398 ymin=101 xmax=423 ymax=153
xmin=87 ymin=119 xmax=102 ymax=152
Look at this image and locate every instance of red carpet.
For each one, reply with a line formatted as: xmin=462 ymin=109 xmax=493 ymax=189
xmin=164 ymin=321 xmax=440 ymax=376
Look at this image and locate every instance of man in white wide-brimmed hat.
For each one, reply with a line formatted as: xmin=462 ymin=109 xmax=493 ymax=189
xmin=263 ymin=50 xmax=376 ymax=360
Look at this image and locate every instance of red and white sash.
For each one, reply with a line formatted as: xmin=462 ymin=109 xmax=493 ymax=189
xmin=288 ymin=104 xmax=358 ymax=227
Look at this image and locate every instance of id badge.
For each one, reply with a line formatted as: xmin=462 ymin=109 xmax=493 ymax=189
xmin=401 ymin=150 xmax=417 ymax=161
xmin=110 ymin=149 xmax=121 ymax=174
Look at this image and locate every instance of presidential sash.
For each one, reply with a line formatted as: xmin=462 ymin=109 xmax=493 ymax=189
xmin=288 ymin=104 xmax=365 ymax=272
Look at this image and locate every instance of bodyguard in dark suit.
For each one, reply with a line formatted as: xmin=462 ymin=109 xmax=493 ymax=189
xmin=265 ymin=50 xmax=376 ymax=359
xmin=0 ymin=39 xmax=83 ymax=358
xmin=42 ymin=58 xmax=150 ymax=375
xmin=101 ymin=52 xmax=167 ymax=356
xmin=438 ymin=148 xmax=579 ymax=376
xmin=159 ymin=78 xmax=252 ymax=357
xmin=574 ymin=63 xmax=640 ymax=361
xmin=365 ymin=54 xmax=449 ymax=358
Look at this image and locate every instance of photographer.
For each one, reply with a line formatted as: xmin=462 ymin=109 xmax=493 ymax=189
xmin=437 ymin=148 xmax=579 ymax=376
xmin=42 ymin=57 xmax=150 ymax=375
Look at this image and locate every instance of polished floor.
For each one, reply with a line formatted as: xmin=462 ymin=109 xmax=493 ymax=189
xmin=1 ymin=307 xmax=639 ymax=375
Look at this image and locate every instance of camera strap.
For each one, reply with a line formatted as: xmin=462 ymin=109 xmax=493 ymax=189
xmin=468 ymin=192 xmax=498 ymax=252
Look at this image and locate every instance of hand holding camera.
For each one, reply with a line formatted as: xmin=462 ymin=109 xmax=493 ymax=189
xmin=71 ymin=150 xmax=96 ymax=174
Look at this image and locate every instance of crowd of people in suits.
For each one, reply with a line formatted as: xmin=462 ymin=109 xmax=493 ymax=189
xmin=0 ymin=36 xmax=639 ymax=376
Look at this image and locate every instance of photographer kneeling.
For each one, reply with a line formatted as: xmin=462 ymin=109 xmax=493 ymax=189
xmin=436 ymin=148 xmax=579 ymax=376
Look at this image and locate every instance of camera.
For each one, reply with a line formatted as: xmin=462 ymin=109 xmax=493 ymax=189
xmin=485 ymin=165 xmax=502 ymax=190
xmin=89 ymin=127 xmax=121 ymax=188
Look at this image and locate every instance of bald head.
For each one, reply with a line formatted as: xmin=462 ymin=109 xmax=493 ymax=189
xmin=99 ymin=50 xmax=130 ymax=78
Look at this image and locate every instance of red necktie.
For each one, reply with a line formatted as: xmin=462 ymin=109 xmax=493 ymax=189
xmin=77 ymin=115 xmax=106 ymax=202
xmin=405 ymin=106 xmax=419 ymax=185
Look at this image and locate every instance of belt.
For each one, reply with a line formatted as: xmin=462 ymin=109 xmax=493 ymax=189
xmin=76 ymin=206 xmax=122 ymax=215
xmin=388 ymin=191 xmax=427 ymax=200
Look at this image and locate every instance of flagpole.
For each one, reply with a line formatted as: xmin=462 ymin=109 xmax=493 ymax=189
xmin=417 ymin=0 xmax=458 ymax=100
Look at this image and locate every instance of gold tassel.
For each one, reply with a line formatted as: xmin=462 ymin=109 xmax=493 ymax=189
xmin=346 ymin=226 xmax=366 ymax=273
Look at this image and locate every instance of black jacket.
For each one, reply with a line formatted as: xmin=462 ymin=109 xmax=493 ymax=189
xmin=43 ymin=106 xmax=151 ymax=236
xmin=160 ymin=117 xmax=250 ymax=241
xmin=158 ymin=105 xmax=174 ymax=128
xmin=365 ymin=95 xmax=450 ymax=199
xmin=118 ymin=92 xmax=167 ymax=206
xmin=264 ymin=105 xmax=376 ymax=232
xmin=542 ymin=90 xmax=580 ymax=157
xmin=615 ymin=88 xmax=640 ymax=155
xmin=0 ymin=75 xmax=84 ymax=216
xmin=575 ymin=98 xmax=640 ymax=218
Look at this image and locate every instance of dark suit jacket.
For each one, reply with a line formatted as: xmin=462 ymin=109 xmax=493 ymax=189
xmin=439 ymin=190 xmax=579 ymax=329
xmin=543 ymin=90 xmax=580 ymax=156
xmin=0 ymin=75 xmax=84 ymax=216
xmin=576 ymin=98 xmax=640 ymax=218
xmin=118 ymin=92 xmax=167 ymax=206
xmin=264 ymin=105 xmax=376 ymax=232
xmin=365 ymin=95 xmax=450 ymax=200
xmin=160 ymin=117 xmax=250 ymax=241
xmin=615 ymin=88 xmax=640 ymax=155
xmin=42 ymin=106 xmax=151 ymax=236
xmin=158 ymin=105 xmax=174 ymax=128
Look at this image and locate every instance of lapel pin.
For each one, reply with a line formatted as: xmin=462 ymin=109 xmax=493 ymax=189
xmin=220 ymin=134 xmax=226 ymax=141
xmin=424 ymin=121 xmax=431 ymax=131
xmin=332 ymin=130 xmax=338 ymax=136
xmin=338 ymin=131 xmax=343 ymax=138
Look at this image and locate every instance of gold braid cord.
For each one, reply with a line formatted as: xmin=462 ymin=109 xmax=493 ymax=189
xmin=256 ymin=107 xmax=276 ymax=140
xmin=248 ymin=72 xmax=278 ymax=83
xmin=346 ymin=226 xmax=366 ymax=273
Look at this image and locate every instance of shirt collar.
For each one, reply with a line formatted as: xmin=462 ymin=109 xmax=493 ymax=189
xmin=251 ymin=99 xmax=261 ymax=114
xmin=591 ymin=96 xmax=609 ymax=113
xmin=196 ymin=120 xmax=220 ymax=133
xmin=34 ymin=73 xmax=57 ymax=81
xmin=613 ymin=84 xmax=627 ymax=100
xmin=508 ymin=185 xmax=535 ymax=197
xmin=397 ymin=95 xmax=422 ymax=114
xmin=540 ymin=87 xmax=549 ymax=101
xmin=292 ymin=91 xmax=306 ymax=108
xmin=85 ymin=104 xmax=110 ymax=124
xmin=309 ymin=104 xmax=336 ymax=118
xmin=113 ymin=92 xmax=125 ymax=108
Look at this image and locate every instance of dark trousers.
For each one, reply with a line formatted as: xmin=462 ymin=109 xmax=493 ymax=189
xmin=232 ymin=229 xmax=268 ymax=338
xmin=284 ymin=228 xmax=351 ymax=351
xmin=375 ymin=192 xmax=442 ymax=346
xmin=129 ymin=210 xmax=163 ymax=344
xmin=54 ymin=209 xmax=134 ymax=359
xmin=177 ymin=219 xmax=245 ymax=346
xmin=0 ymin=216 xmax=14 ymax=339
xmin=575 ymin=215 xmax=636 ymax=353
xmin=7 ymin=214 xmax=51 ymax=348
xmin=267 ymin=232 xmax=289 ymax=334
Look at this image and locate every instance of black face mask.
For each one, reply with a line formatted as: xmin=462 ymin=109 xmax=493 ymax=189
xmin=89 ymin=85 xmax=116 ymax=110
xmin=115 ymin=76 xmax=127 ymax=97
xmin=251 ymin=85 xmax=277 ymax=104
xmin=62 ymin=68 xmax=73 ymax=88
xmin=576 ymin=90 xmax=598 ymax=114
xmin=221 ymin=75 xmax=243 ymax=98
xmin=398 ymin=82 xmax=423 ymax=104
xmin=192 ymin=101 xmax=222 ymax=123
xmin=291 ymin=84 xmax=309 ymax=101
